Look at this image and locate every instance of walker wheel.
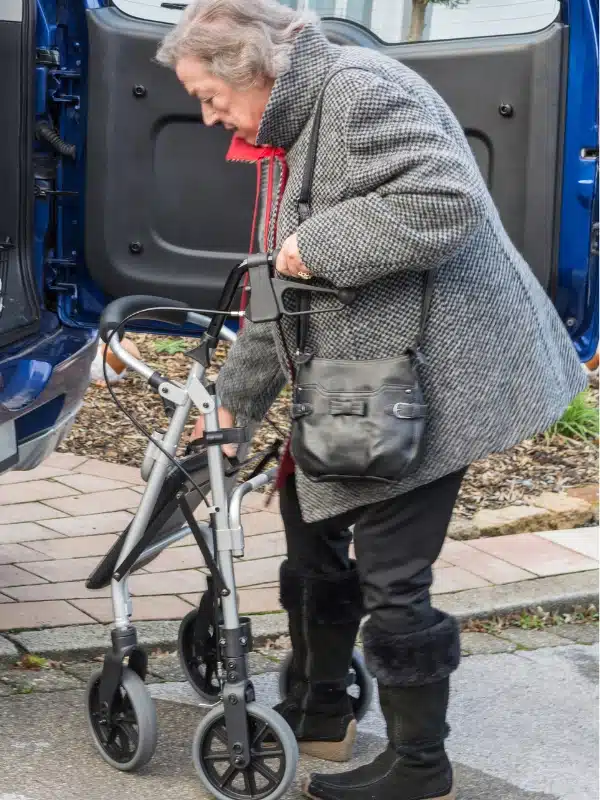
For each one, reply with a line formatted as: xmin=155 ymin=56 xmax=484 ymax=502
xmin=178 ymin=608 xmax=222 ymax=701
xmin=192 ymin=702 xmax=298 ymax=800
xmin=278 ymin=647 xmax=374 ymax=722
xmin=86 ymin=666 xmax=157 ymax=771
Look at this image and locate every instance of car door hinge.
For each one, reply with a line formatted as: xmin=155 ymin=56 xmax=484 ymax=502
xmin=46 ymin=258 xmax=78 ymax=297
xmin=49 ymin=68 xmax=81 ymax=108
xmin=34 ymin=182 xmax=79 ymax=200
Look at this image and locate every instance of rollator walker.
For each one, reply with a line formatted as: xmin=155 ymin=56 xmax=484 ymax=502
xmin=84 ymin=252 xmax=373 ymax=800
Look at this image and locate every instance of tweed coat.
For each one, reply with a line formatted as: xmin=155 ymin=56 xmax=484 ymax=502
xmin=216 ymin=22 xmax=587 ymax=524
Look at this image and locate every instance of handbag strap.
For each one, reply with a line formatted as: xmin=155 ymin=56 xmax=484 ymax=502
xmin=294 ymin=67 xmax=435 ymax=361
xmin=413 ymin=270 xmax=435 ymax=358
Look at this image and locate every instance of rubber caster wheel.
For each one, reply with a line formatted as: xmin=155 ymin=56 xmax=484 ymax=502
xmin=86 ymin=666 xmax=157 ymax=771
xmin=178 ymin=608 xmax=222 ymax=702
xmin=278 ymin=648 xmax=373 ymax=723
xmin=193 ymin=702 xmax=298 ymax=800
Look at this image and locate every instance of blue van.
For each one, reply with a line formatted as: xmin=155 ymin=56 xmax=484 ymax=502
xmin=0 ymin=0 xmax=597 ymax=475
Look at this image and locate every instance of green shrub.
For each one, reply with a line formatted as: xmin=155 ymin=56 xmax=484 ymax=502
xmin=546 ymin=390 xmax=599 ymax=441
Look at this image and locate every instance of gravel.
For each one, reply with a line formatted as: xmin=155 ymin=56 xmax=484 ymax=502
xmin=59 ymin=334 xmax=598 ymax=519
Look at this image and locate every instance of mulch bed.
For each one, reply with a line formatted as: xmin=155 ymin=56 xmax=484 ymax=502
xmin=58 ymin=334 xmax=599 ymax=518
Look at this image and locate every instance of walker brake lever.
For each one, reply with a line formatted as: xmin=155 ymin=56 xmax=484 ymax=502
xmin=272 ymin=277 xmax=356 ymax=315
xmin=245 ymin=261 xmax=356 ymax=324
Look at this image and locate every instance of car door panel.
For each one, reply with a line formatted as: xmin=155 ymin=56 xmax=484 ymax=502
xmin=554 ymin=0 xmax=599 ymax=360
xmin=84 ymin=7 xmax=256 ymax=311
xmin=0 ymin=0 xmax=41 ymax=347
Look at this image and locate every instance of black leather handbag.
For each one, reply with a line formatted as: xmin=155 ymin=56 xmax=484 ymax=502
xmin=288 ymin=69 xmax=435 ymax=484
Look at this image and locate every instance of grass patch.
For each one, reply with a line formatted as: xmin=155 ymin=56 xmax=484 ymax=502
xmin=546 ymin=390 xmax=599 ymax=442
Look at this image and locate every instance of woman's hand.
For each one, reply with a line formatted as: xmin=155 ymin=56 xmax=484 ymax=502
xmin=190 ymin=406 xmax=237 ymax=457
xmin=275 ymin=233 xmax=313 ymax=280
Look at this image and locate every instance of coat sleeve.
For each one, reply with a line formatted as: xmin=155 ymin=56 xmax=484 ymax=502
xmin=296 ymin=76 xmax=487 ymax=288
xmin=215 ymin=319 xmax=286 ymax=424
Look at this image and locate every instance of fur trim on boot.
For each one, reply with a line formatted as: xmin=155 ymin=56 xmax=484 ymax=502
xmin=363 ymin=613 xmax=460 ymax=687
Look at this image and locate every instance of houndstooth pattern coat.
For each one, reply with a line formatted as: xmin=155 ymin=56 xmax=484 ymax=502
xmin=217 ymin=22 xmax=587 ymax=524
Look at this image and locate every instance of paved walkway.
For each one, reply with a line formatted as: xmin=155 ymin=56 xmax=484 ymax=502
xmin=0 ymin=453 xmax=597 ymax=631
xmin=0 ymin=634 xmax=598 ymax=799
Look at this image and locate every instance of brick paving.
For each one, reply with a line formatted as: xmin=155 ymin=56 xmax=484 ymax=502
xmin=0 ymin=453 xmax=596 ymax=631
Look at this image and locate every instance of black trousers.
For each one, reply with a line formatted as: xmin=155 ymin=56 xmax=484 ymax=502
xmin=279 ymin=469 xmax=467 ymax=687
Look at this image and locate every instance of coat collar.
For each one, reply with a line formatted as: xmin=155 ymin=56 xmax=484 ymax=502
xmin=256 ymin=23 xmax=341 ymax=151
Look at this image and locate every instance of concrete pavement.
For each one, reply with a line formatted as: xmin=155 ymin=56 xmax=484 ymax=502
xmin=0 ymin=632 xmax=597 ymax=800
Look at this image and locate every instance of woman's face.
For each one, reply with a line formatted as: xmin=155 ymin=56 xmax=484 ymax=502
xmin=176 ymin=57 xmax=273 ymax=144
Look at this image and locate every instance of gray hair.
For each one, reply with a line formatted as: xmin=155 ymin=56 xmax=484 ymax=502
xmin=155 ymin=0 xmax=317 ymax=88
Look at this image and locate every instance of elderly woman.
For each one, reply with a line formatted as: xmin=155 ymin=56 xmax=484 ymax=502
xmin=156 ymin=3 xmax=586 ymax=799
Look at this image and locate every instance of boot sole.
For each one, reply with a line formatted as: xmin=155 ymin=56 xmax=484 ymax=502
xmin=298 ymin=719 xmax=357 ymax=763
xmin=302 ymin=777 xmax=457 ymax=800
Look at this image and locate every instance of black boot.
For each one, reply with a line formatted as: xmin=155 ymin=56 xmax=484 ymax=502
xmin=303 ymin=680 xmax=455 ymax=800
xmin=275 ymin=560 xmax=363 ymax=762
xmin=303 ymin=614 xmax=460 ymax=799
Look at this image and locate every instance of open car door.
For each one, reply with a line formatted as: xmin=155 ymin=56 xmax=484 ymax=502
xmin=0 ymin=0 xmax=40 ymax=348
xmin=40 ymin=0 xmax=598 ymax=361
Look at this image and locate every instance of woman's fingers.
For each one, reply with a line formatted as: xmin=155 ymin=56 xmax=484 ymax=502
xmin=275 ymin=247 xmax=290 ymax=276
xmin=275 ymin=234 xmax=312 ymax=279
xmin=218 ymin=406 xmax=235 ymax=428
xmin=190 ymin=416 xmax=205 ymax=441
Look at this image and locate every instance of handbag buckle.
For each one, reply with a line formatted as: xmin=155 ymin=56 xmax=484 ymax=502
xmin=392 ymin=402 xmax=406 ymax=418
xmin=389 ymin=401 xmax=427 ymax=420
